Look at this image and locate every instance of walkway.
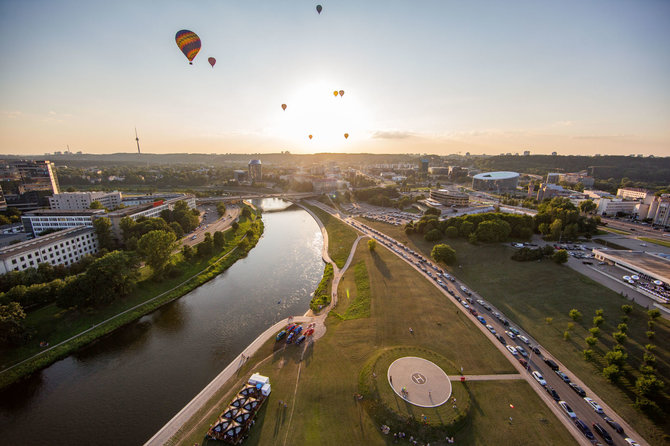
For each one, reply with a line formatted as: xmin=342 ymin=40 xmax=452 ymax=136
xmin=447 ymin=374 xmax=523 ymax=381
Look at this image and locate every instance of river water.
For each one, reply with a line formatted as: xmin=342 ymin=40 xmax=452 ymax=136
xmin=0 ymin=199 xmax=324 ymax=445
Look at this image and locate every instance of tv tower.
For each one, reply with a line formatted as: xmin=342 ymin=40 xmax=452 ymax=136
xmin=135 ymin=128 xmax=141 ymax=155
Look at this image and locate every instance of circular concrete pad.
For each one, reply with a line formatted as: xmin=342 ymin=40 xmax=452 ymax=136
xmin=387 ymin=356 xmax=451 ymax=408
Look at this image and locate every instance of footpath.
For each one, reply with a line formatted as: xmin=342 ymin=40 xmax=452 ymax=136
xmin=145 ymin=203 xmax=364 ymax=445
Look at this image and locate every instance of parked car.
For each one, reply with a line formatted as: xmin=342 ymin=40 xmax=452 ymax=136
xmin=624 ymin=438 xmax=640 ymax=446
xmin=555 ymin=370 xmax=571 ymax=383
xmin=518 ymin=335 xmax=530 ymax=344
xmin=486 ymin=324 xmax=496 ymax=334
xmin=531 ymin=346 xmax=541 ymax=355
xmin=603 ymin=417 xmax=624 ymax=435
xmin=558 ymin=401 xmax=576 ymax=419
xmin=532 ymin=371 xmax=546 ymax=386
xmin=506 ymin=345 xmax=518 ymax=356
xmin=545 ymin=385 xmax=560 ymax=401
xmin=295 ymin=335 xmax=306 ymax=345
xmin=509 ymin=327 xmax=520 ymax=335
xmin=477 ymin=316 xmax=486 ymax=324
xmin=584 ymin=397 xmax=604 ymax=414
xmin=569 ymin=382 xmax=586 ymax=397
xmin=505 ymin=330 xmax=516 ymax=339
xmin=495 ymin=334 xmax=506 ymax=345
xmin=544 ymin=358 xmax=559 ymax=370
xmin=574 ymin=419 xmax=595 ymax=441
xmin=275 ymin=330 xmax=287 ymax=341
xmin=516 ymin=345 xmax=528 ymax=357
xmin=592 ymin=423 xmax=613 ymax=445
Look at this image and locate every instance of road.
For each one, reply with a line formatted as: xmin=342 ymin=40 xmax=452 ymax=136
xmin=307 ymin=200 xmax=649 ymax=446
xmin=180 ymin=205 xmax=241 ymax=248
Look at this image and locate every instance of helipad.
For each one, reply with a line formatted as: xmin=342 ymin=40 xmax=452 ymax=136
xmin=387 ymin=356 xmax=451 ymax=408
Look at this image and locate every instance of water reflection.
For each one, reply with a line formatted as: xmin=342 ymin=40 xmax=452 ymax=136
xmin=0 ymin=199 xmax=323 ymax=446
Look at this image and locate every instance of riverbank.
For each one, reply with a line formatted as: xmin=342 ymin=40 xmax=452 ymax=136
xmin=0 ymin=211 xmax=264 ymax=390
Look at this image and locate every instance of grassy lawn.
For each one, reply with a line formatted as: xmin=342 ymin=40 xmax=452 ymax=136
xmin=0 ymin=213 xmax=263 ymax=388
xmin=172 ymin=238 xmax=574 ymax=445
xmin=360 ymin=219 xmax=670 ymax=445
xmin=303 ymin=204 xmax=357 ymax=268
xmin=639 ymin=236 xmax=670 ymax=248
xmin=600 ymin=227 xmax=631 ymax=235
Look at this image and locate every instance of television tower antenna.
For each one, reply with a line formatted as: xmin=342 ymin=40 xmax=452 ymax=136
xmin=135 ymin=127 xmax=141 ymax=155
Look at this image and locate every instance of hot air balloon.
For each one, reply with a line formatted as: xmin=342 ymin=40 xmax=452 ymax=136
xmin=339 ymin=90 xmax=344 ymax=97
xmin=208 ymin=57 xmax=216 ymax=68
xmin=344 ymin=133 xmax=349 ymax=139
xmin=309 ymin=135 xmax=313 ymax=140
xmin=333 ymin=91 xmax=338 ymax=97
xmin=175 ymin=30 xmax=202 ymax=65
xmin=316 ymin=5 xmax=322 ymax=14
xmin=281 ymin=104 xmax=287 ymax=111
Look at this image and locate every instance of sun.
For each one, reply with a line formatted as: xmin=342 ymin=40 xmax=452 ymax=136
xmin=271 ymin=81 xmax=370 ymax=151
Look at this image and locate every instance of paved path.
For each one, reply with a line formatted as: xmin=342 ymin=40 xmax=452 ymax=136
xmin=146 ymin=202 xmax=364 ymax=445
xmin=447 ymin=374 xmax=523 ymax=381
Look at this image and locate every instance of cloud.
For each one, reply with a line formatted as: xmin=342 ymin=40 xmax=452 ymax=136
xmin=1 ymin=110 xmax=23 ymax=118
xmin=571 ymin=134 xmax=636 ymax=141
xmin=371 ymin=130 xmax=417 ymax=140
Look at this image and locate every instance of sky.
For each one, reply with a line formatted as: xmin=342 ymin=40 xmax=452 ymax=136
xmin=1 ymin=0 xmax=669 ymax=157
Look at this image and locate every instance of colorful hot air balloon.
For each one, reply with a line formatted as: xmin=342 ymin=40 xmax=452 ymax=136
xmin=316 ymin=5 xmax=322 ymax=14
xmin=281 ymin=104 xmax=287 ymax=111
xmin=309 ymin=135 xmax=313 ymax=140
xmin=344 ymin=133 xmax=349 ymax=139
xmin=175 ymin=30 xmax=202 ymax=65
xmin=339 ymin=90 xmax=344 ymax=97
xmin=208 ymin=57 xmax=216 ymax=68
xmin=333 ymin=90 xmax=339 ymax=97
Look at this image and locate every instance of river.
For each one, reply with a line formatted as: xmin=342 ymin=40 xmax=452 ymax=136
xmin=0 ymin=199 xmax=324 ymax=445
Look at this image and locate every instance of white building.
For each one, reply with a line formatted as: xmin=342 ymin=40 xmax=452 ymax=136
xmin=106 ymin=194 xmax=196 ymax=239
xmin=0 ymin=227 xmax=98 ymax=274
xmin=21 ymin=209 xmax=106 ymax=236
xmin=429 ymin=189 xmax=469 ymax=206
xmin=617 ymin=187 xmax=653 ymax=201
xmin=596 ymin=198 xmax=638 ymax=216
xmin=49 ymin=191 xmax=123 ymax=210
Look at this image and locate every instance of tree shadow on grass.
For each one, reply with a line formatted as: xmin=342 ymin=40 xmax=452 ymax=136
xmin=462 ymin=383 xmax=483 ymax=416
xmin=371 ymin=251 xmax=391 ymax=279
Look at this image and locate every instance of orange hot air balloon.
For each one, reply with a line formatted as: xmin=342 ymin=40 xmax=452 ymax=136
xmin=175 ymin=30 xmax=201 ymax=65
xmin=309 ymin=135 xmax=313 ymax=140
xmin=333 ymin=90 xmax=338 ymax=97
xmin=208 ymin=57 xmax=216 ymax=68
xmin=281 ymin=104 xmax=287 ymax=111
xmin=339 ymin=90 xmax=344 ymax=97
xmin=344 ymin=133 xmax=349 ymax=139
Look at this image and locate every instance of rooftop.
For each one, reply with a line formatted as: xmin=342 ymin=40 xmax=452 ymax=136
xmin=473 ymin=171 xmax=519 ymax=180
xmin=0 ymin=226 xmax=93 ymax=258
xmin=23 ymin=209 xmax=106 ymax=217
xmin=593 ymin=249 xmax=670 ymax=284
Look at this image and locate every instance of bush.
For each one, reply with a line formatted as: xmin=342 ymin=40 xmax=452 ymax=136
xmin=593 ymin=315 xmax=604 ymax=327
xmin=424 ymin=228 xmax=443 ymax=242
xmin=613 ymin=331 xmax=627 ymax=344
xmin=367 ymin=239 xmax=377 ymax=251
xmin=552 ymin=249 xmax=569 ymax=264
xmin=444 ymin=226 xmax=458 ymax=238
xmin=563 ymin=331 xmax=571 ymax=341
xmin=589 ymin=327 xmax=600 ymax=337
xmin=431 ymin=244 xmax=456 ymax=265
xmin=585 ymin=336 xmax=598 ymax=347
xmin=617 ymin=323 xmax=628 ymax=333
xmin=602 ymin=364 xmax=621 ymax=382
xmin=621 ymin=304 xmax=633 ymax=314
xmin=569 ymin=309 xmax=582 ymax=322
xmin=583 ymin=349 xmax=594 ymax=361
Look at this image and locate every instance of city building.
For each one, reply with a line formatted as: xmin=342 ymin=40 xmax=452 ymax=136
xmin=617 ymin=188 xmax=653 ymax=201
xmin=419 ymin=159 xmax=429 ymax=174
xmin=472 ymin=171 xmax=519 ymax=192
xmin=448 ymin=166 xmax=467 ymax=178
xmin=106 ymin=194 xmax=196 ymax=239
xmin=545 ymin=171 xmax=594 ymax=187
xmin=595 ymin=198 xmax=638 ymax=216
xmin=546 ymin=173 xmax=561 ymax=184
xmin=311 ymin=178 xmax=339 ymax=193
xmin=428 ymin=167 xmax=450 ymax=176
xmin=233 ymin=170 xmax=248 ymax=182
xmin=429 ymin=189 xmax=469 ymax=207
xmin=0 ymin=160 xmax=60 ymax=210
xmin=0 ymin=184 xmax=6 ymax=211
xmin=248 ymin=159 xmax=262 ymax=182
xmin=536 ymin=183 xmax=581 ymax=202
xmin=49 ymin=191 xmax=123 ymax=210
xmin=592 ymin=249 xmax=669 ymax=299
xmin=0 ymin=227 xmax=98 ymax=274
xmin=21 ymin=209 xmax=106 ymax=236
xmin=650 ymin=195 xmax=670 ymax=227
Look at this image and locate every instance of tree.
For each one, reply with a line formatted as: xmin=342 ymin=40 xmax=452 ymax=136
xmin=93 ymin=217 xmax=115 ymax=251
xmin=621 ymin=304 xmax=633 ymax=315
xmin=241 ymin=207 xmax=252 ymax=218
xmin=563 ymin=331 xmax=571 ymax=341
xmin=79 ymin=251 xmax=139 ymax=306
xmin=636 ymin=375 xmax=664 ymax=398
xmin=552 ymin=249 xmax=568 ymax=264
xmin=213 ymin=231 xmax=225 ymax=249
xmin=431 ymin=244 xmax=456 ymax=265
xmin=0 ymin=301 xmax=27 ymax=346
xmin=137 ymin=230 xmax=176 ymax=277
xmin=424 ymin=228 xmax=443 ymax=242
xmin=589 ymin=327 xmax=600 ymax=337
xmin=538 ymin=222 xmax=550 ymax=235
xmin=593 ymin=315 xmax=604 ymax=327
xmin=550 ymin=218 xmax=563 ymax=240
xmin=569 ymin=309 xmax=582 ymax=322
xmin=583 ymin=349 xmax=594 ymax=361
xmin=197 ymin=233 xmax=214 ymax=257
xmin=585 ymin=336 xmax=598 ymax=347
xmin=181 ymin=244 xmax=194 ymax=260
xmin=169 ymin=221 xmax=184 ymax=239
xmin=445 ymin=226 xmax=458 ymax=238
xmin=231 ymin=221 xmax=239 ymax=231
xmin=90 ymin=200 xmax=103 ymax=209
xmin=459 ymin=221 xmax=473 ymax=237
xmin=475 ymin=219 xmax=511 ymax=243
xmin=646 ymin=331 xmax=655 ymax=339
xmin=545 ymin=317 xmax=553 ymax=325
xmin=603 ymin=364 xmax=622 ymax=382
xmin=613 ymin=331 xmax=627 ymax=344
xmin=648 ymin=309 xmax=661 ymax=320
xmin=595 ymin=308 xmax=604 ymax=317
xmin=216 ymin=202 xmax=227 ymax=217
xmin=367 ymin=239 xmax=377 ymax=251
xmin=617 ymin=323 xmax=628 ymax=333
xmin=579 ymin=199 xmax=597 ymax=214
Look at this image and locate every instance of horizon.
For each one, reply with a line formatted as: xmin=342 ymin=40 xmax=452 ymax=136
xmin=1 ymin=1 xmax=669 ymax=157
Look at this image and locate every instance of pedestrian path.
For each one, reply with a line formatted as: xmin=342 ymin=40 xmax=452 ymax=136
xmin=448 ymin=374 xmax=523 ymax=381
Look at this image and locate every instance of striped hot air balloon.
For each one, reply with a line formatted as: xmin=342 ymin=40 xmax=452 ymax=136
xmin=175 ymin=30 xmax=202 ymax=65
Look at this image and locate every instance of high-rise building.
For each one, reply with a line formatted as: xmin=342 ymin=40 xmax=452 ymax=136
xmin=248 ymin=159 xmax=262 ymax=182
xmin=0 ymin=160 xmax=60 ymax=209
xmin=419 ymin=159 xmax=429 ymax=173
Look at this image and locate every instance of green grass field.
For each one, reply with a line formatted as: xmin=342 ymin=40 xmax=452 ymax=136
xmin=173 ymin=238 xmax=575 ymax=445
xmin=360 ymin=219 xmax=670 ymax=445
xmin=304 ymin=204 xmax=357 ymax=268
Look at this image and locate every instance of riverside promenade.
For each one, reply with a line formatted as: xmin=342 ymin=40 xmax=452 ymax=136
xmin=145 ymin=202 xmax=363 ymax=445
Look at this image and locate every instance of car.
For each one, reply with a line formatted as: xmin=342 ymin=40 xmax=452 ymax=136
xmin=545 ymin=385 xmax=560 ymax=401
xmin=624 ymin=438 xmax=640 ymax=446
xmin=502 ymin=319 xmax=510 ymax=326
xmin=584 ymin=397 xmax=604 ymax=414
xmin=286 ymin=332 xmax=295 ymax=344
xmin=495 ymin=334 xmax=506 ymax=345
xmin=517 ymin=358 xmax=527 ymax=368
xmin=531 ymin=346 xmax=541 ymax=355
xmin=555 ymin=370 xmax=571 ymax=383
xmin=516 ymin=345 xmax=528 ymax=357
xmin=558 ymin=401 xmax=576 ymax=419
xmin=518 ymin=335 xmax=530 ymax=344
xmin=476 ymin=299 xmax=485 ymax=306
xmin=295 ymin=335 xmax=306 ymax=345
xmin=486 ymin=324 xmax=496 ymax=334
xmin=477 ymin=316 xmax=486 ymax=324
xmin=532 ymin=371 xmax=546 ymax=386
xmin=191 ymin=234 xmax=197 ymax=240
xmin=592 ymin=423 xmax=613 ymax=445
xmin=603 ymin=417 xmax=624 ymax=435
xmin=544 ymin=358 xmax=559 ymax=370
xmin=506 ymin=345 xmax=518 ymax=356
xmin=294 ymin=325 xmax=303 ymax=335
xmin=574 ymin=419 xmax=595 ymax=440
xmin=505 ymin=330 xmax=516 ymax=339
xmin=509 ymin=327 xmax=520 ymax=335
xmin=275 ymin=330 xmax=287 ymax=341
xmin=569 ymin=382 xmax=586 ymax=397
